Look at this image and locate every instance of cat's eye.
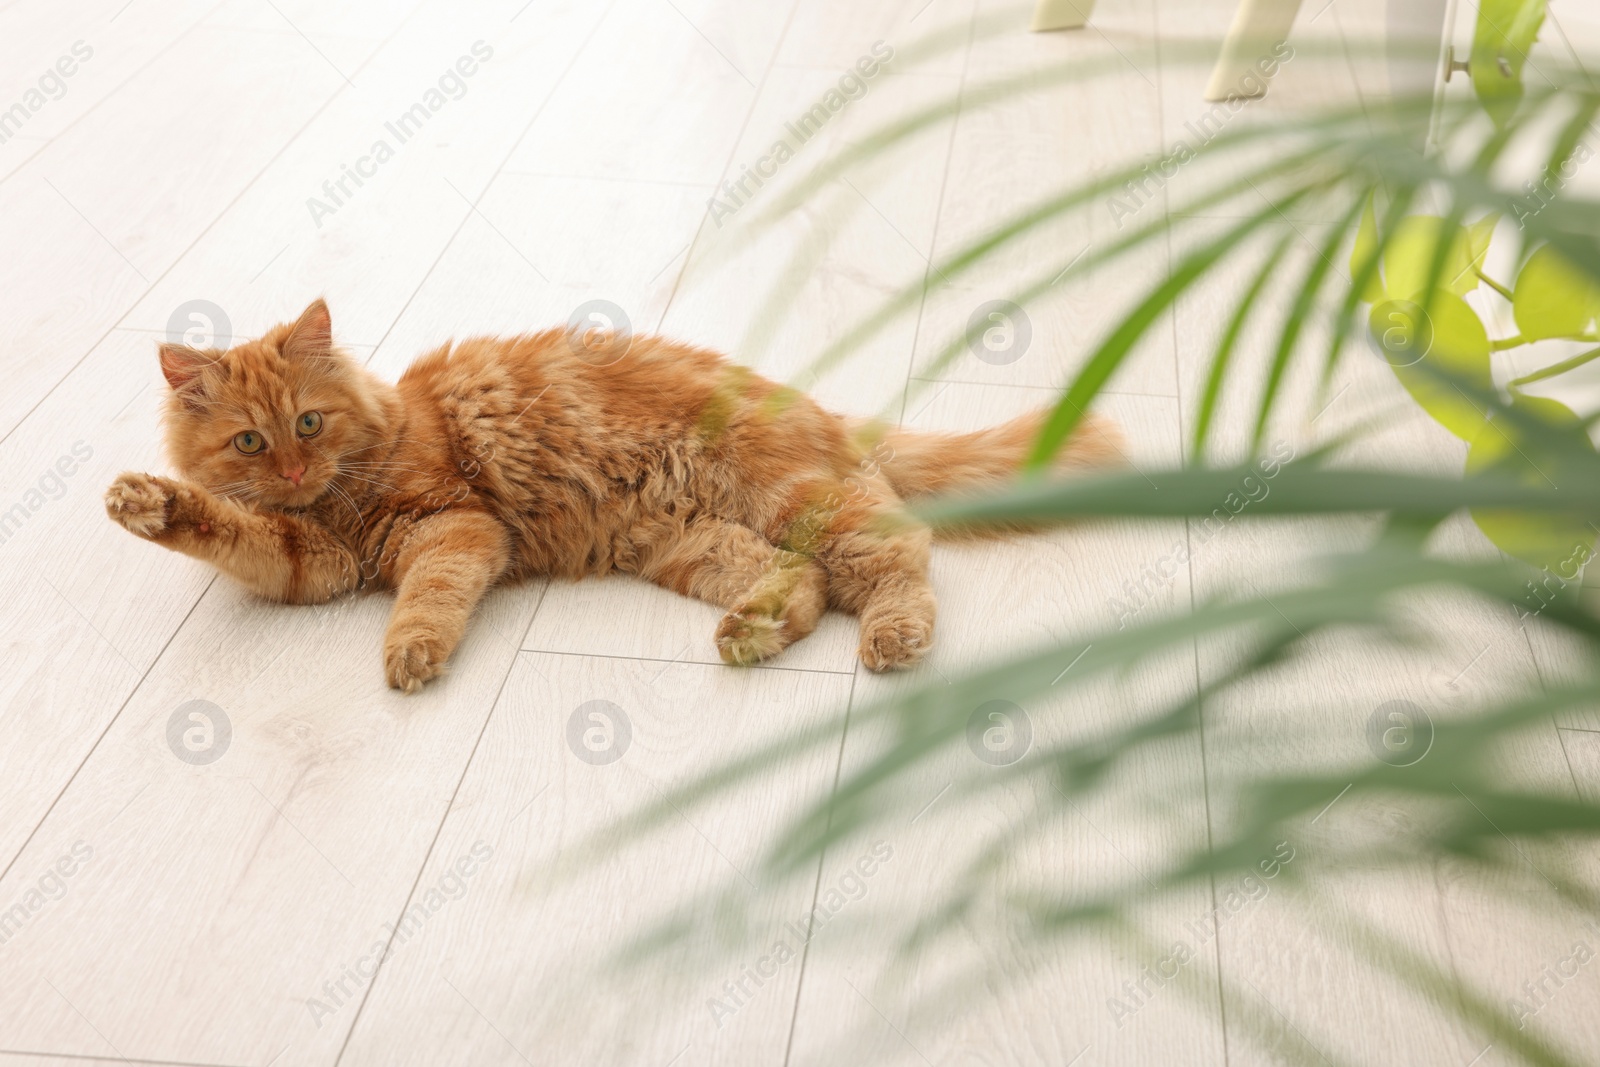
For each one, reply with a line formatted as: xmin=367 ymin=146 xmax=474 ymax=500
xmin=296 ymin=411 xmax=323 ymax=437
xmin=234 ymin=430 xmax=264 ymax=455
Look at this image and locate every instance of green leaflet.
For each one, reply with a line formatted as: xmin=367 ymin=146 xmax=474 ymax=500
xmin=1470 ymin=0 xmax=1547 ymax=127
xmin=1467 ymin=395 xmax=1598 ymax=569
xmin=1378 ymin=292 xmax=1493 ymax=441
xmin=1513 ymin=244 xmax=1600 ymax=341
xmin=1381 ymin=215 xmax=1481 ymax=300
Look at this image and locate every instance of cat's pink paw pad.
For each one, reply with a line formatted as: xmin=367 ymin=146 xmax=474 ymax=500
xmin=858 ymin=615 xmax=934 ymax=672
xmin=384 ymin=634 xmax=447 ymax=694
xmin=104 ymin=472 xmax=173 ymax=538
xmin=715 ymin=610 xmax=787 ymax=666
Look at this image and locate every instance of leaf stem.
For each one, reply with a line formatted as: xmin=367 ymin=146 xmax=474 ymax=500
xmin=1491 ymin=334 xmax=1526 ymax=350
xmin=1475 ymin=268 xmax=1514 ymax=300
xmin=1508 ymin=344 xmax=1600 ymax=387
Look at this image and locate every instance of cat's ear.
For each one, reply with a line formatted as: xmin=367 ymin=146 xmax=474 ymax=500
xmin=159 ymin=343 xmax=214 ymax=392
xmin=283 ymin=298 xmax=333 ymax=360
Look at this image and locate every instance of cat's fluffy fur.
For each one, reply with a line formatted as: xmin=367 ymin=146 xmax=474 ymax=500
xmin=105 ymin=300 xmax=1123 ymax=692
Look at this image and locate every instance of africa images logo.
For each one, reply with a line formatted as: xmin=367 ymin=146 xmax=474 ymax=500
xmin=166 ymin=700 xmax=232 ymax=765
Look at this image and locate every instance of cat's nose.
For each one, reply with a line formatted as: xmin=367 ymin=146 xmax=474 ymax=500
xmin=281 ymin=465 xmax=306 ymax=486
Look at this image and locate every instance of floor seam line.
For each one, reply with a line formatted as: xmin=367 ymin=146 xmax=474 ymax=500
xmin=780 ymin=667 xmax=858 ymax=1067
xmin=0 ymin=573 xmax=216 ymax=889
xmin=896 ymin=0 xmax=978 ymax=428
xmin=652 ymin=0 xmax=812 ymax=333
xmin=0 ymin=0 xmax=233 ymax=196
xmin=359 ymin=0 xmax=626 ymax=364
xmin=1150 ymin=0 xmax=1232 ymax=1061
xmin=331 ymin=584 xmax=550 ymax=1065
xmin=517 ymin=644 xmax=858 ymax=677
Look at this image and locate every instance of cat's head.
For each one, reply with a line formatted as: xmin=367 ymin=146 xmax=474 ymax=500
xmin=159 ymin=299 xmax=386 ymax=508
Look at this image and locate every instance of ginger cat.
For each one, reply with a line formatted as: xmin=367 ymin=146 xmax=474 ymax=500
xmin=105 ymin=300 xmax=1122 ymax=692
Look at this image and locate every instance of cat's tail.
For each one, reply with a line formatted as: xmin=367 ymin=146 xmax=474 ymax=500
xmin=859 ymin=408 xmax=1127 ymax=536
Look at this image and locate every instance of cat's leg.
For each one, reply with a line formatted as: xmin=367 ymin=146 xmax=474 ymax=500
xmin=378 ymin=509 xmax=510 ymax=693
xmin=785 ymin=474 xmax=936 ymax=671
xmin=633 ymin=515 xmax=828 ymax=665
xmin=105 ymin=472 xmax=358 ymax=603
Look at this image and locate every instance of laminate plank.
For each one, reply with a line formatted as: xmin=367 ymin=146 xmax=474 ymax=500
xmin=786 ymin=383 xmax=1223 ymax=1065
xmin=0 ymin=1056 xmax=235 ymax=1067
xmin=0 ymin=0 xmax=219 ymax=148
xmin=119 ymin=0 xmax=616 ymax=351
xmin=1563 ymin=727 xmax=1600 ymax=797
xmin=910 ymin=0 xmax=1177 ymax=397
xmin=1520 ymin=619 xmax=1600 ymax=734
xmin=501 ymin=0 xmax=785 ymax=186
xmin=0 ymin=577 xmax=542 ymax=1066
xmin=1165 ymin=194 xmax=1588 ymax=1067
xmin=338 ymin=651 xmax=854 ymax=1066
xmin=364 ymin=170 xmax=715 ymax=378
xmin=1432 ymin=795 xmax=1600 ymax=1065
xmin=0 ymin=26 xmax=349 ymax=440
xmin=777 ymin=0 xmax=973 ymax=77
xmin=663 ymin=64 xmax=964 ymax=416
xmin=0 ymin=332 xmax=225 ymax=875
xmin=201 ymin=0 xmax=420 ymax=74
xmin=0 ymin=136 xmax=47 ymax=182
xmin=520 ymin=567 xmax=862 ymax=675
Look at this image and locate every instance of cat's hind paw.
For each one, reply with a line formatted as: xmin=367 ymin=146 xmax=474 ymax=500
xmin=384 ymin=630 xmax=449 ymax=694
xmin=858 ymin=611 xmax=933 ymax=672
xmin=715 ymin=610 xmax=787 ymax=666
xmin=105 ymin=472 xmax=174 ymax=538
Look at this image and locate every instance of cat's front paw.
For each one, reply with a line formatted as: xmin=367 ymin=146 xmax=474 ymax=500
xmin=384 ymin=628 xmax=449 ymax=694
xmin=105 ymin=472 xmax=175 ymax=538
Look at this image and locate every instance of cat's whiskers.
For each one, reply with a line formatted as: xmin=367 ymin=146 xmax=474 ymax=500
xmin=337 ymin=464 xmax=438 ymax=480
xmin=337 ymin=433 xmax=424 ymax=459
xmin=324 ymin=480 xmax=366 ymax=533
xmin=322 ymin=445 xmax=416 ymax=500
xmin=335 ymin=459 xmax=449 ymax=482
xmin=314 ymin=449 xmax=369 ymax=534
xmin=335 ymin=457 xmax=424 ymax=468
xmin=340 ymin=471 xmax=404 ymax=495
xmin=207 ymin=479 xmax=259 ymax=502
xmin=334 ymin=455 xmax=422 ymax=473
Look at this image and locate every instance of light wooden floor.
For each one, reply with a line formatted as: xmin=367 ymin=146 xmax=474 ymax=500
xmin=1 ymin=0 xmax=1597 ymax=1064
